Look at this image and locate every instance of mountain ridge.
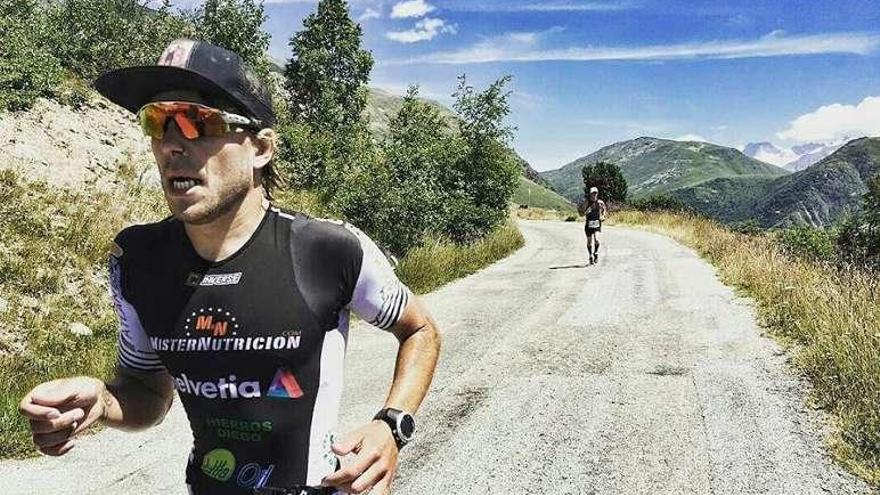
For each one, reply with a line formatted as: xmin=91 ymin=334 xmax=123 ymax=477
xmin=540 ymin=136 xmax=788 ymax=201
xmin=672 ymin=137 xmax=880 ymax=227
xmin=742 ymin=139 xmax=848 ymax=172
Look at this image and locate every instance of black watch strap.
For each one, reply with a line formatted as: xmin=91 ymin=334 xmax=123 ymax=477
xmin=374 ymin=408 xmax=414 ymax=449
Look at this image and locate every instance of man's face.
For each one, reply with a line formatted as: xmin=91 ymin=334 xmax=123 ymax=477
xmin=591 ymin=191 xmax=598 ymax=200
xmin=149 ymin=91 xmax=258 ymax=225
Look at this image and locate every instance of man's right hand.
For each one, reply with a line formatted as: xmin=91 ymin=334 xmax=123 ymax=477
xmin=19 ymin=377 xmax=106 ymax=456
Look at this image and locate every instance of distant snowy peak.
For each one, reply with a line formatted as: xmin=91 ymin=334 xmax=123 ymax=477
xmin=742 ymin=138 xmax=853 ymax=172
xmin=791 ymin=143 xmax=824 ymax=155
xmin=742 ymin=142 xmax=797 ymax=167
xmin=784 ymin=141 xmax=845 ymax=171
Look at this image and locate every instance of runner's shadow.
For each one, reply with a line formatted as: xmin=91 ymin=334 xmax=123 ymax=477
xmin=549 ymin=263 xmax=591 ymax=270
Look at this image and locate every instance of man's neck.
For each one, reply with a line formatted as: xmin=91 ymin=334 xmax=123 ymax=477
xmin=184 ymin=190 xmax=268 ymax=262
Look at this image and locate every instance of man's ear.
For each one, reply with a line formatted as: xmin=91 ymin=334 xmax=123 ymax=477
xmin=252 ymin=128 xmax=277 ymax=170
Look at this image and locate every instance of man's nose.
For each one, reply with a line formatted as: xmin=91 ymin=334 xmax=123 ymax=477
xmin=159 ymin=119 xmax=188 ymax=156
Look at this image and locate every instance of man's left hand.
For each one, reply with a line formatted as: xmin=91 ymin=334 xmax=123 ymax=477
xmin=322 ymin=420 xmax=399 ymax=494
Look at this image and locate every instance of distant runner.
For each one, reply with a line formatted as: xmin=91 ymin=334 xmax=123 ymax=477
xmin=18 ymin=39 xmax=441 ymax=495
xmin=580 ymin=186 xmax=607 ymax=264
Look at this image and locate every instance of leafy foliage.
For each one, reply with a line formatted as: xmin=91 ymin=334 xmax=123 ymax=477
xmin=0 ymin=0 xmax=71 ymax=110
xmin=375 ymin=86 xmax=457 ymax=252
xmin=284 ymin=0 xmax=373 ymax=132
xmin=1 ymin=0 xmax=278 ymax=112
xmin=46 ymin=0 xmax=194 ymax=82
xmin=837 ymin=175 xmax=880 ymax=271
xmin=447 ymin=75 xmax=519 ymax=242
xmin=276 ymin=0 xmax=519 ymax=254
xmin=279 ymin=0 xmax=374 ymax=190
xmin=581 ymin=161 xmax=628 ymax=204
xmin=629 ymin=194 xmax=691 ymax=213
xmin=775 ymin=226 xmax=838 ymax=263
xmin=191 ymin=0 xmax=272 ymax=80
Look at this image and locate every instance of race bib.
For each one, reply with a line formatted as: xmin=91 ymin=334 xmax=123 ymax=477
xmin=588 ymin=220 xmax=601 ymax=228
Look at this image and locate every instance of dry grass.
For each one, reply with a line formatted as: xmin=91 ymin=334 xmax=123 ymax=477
xmin=514 ymin=206 xmax=579 ymax=222
xmin=0 ymin=160 xmax=166 ymax=458
xmin=612 ymin=210 xmax=880 ymax=484
xmin=397 ymin=221 xmax=524 ymax=294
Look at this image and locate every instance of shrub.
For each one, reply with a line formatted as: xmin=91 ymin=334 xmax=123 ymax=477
xmin=729 ymin=219 xmax=763 ymax=236
xmin=775 ymin=226 xmax=838 ymax=264
xmin=284 ymin=0 xmax=373 ymax=133
xmin=46 ymin=0 xmax=194 ymax=82
xmin=446 ymin=74 xmax=520 ymax=243
xmin=0 ymin=0 xmax=65 ymax=111
xmin=630 ymin=194 xmax=691 ymax=213
xmin=837 ymin=175 xmax=880 ymax=271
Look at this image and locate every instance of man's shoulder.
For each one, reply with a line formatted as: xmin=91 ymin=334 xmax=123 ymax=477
xmin=113 ymin=217 xmax=179 ymax=257
xmin=271 ymin=207 xmax=364 ymax=259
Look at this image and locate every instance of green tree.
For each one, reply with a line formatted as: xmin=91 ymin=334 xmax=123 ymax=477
xmin=47 ymin=0 xmax=193 ymax=81
xmin=0 ymin=0 xmax=65 ymax=110
xmin=191 ymin=0 xmax=271 ymax=80
xmin=378 ymin=85 xmax=457 ymax=253
xmin=278 ymin=0 xmax=374 ymax=190
xmin=283 ymin=0 xmax=373 ymax=132
xmin=838 ymin=175 xmax=880 ymax=270
xmin=581 ymin=161 xmax=628 ymax=204
xmin=445 ymin=74 xmax=519 ymax=242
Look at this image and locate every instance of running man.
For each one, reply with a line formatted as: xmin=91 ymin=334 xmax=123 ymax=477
xmin=18 ymin=39 xmax=441 ymax=495
xmin=580 ymin=186 xmax=607 ymax=264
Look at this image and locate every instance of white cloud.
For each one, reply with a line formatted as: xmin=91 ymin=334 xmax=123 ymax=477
xmin=386 ymin=17 xmax=456 ymax=43
xmin=777 ymin=96 xmax=880 ymax=142
xmin=500 ymin=26 xmax=565 ymax=46
xmin=391 ymin=0 xmax=435 ymax=18
xmin=384 ymin=31 xmax=880 ymax=65
xmin=358 ymin=7 xmax=381 ymax=21
xmin=675 ymin=134 xmax=709 ymax=142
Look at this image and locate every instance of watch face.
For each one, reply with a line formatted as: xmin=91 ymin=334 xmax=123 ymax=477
xmin=398 ymin=414 xmax=415 ymax=440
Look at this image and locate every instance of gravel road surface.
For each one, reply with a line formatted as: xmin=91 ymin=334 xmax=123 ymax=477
xmin=0 ymin=221 xmax=868 ymax=494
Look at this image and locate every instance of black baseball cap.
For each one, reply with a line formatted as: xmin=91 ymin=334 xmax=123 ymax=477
xmin=95 ymin=39 xmax=275 ymax=127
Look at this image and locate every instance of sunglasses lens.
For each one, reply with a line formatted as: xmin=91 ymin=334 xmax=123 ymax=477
xmin=139 ymin=105 xmax=167 ymax=139
xmin=200 ymin=110 xmax=230 ymax=137
xmin=138 ymin=102 xmax=244 ymax=140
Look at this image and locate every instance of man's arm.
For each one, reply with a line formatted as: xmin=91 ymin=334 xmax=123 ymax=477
xmin=322 ymin=297 xmax=441 ymax=495
xmin=19 ymin=368 xmax=174 ymax=456
xmin=101 ymin=367 xmax=175 ymax=430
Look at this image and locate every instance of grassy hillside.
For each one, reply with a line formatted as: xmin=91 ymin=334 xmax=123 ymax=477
xmin=671 ymin=137 xmax=880 ymax=227
xmin=365 ymin=87 xmax=456 ymax=137
xmin=752 ymin=137 xmax=880 ymax=227
xmin=512 ymin=176 xmax=576 ymax=213
xmin=541 ymin=137 xmax=788 ymax=201
xmin=668 ymin=176 xmax=777 ymax=222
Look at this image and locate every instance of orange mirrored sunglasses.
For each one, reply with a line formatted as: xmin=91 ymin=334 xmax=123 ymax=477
xmin=137 ymin=101 xmax=260 ymax=140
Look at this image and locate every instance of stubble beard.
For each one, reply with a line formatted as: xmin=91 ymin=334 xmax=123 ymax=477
xmin=169 ymin=178 xmax=251 ymax=226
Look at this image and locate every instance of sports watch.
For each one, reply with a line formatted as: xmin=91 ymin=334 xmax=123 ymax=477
xmin=373 ymin=408 xmax=415 ymax=449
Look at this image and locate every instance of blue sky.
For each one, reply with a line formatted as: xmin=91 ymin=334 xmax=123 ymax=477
xmin=250 ymin=0 xmax=877 ymax=170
